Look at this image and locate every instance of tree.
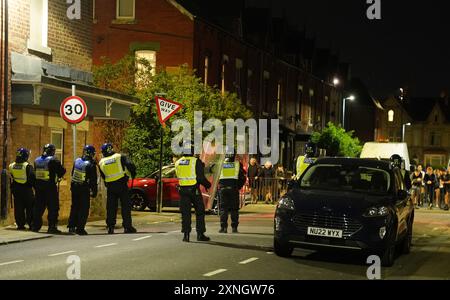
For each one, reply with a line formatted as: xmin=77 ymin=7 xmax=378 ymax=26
xmin=311 ymin=122 xmax=363 ymax=157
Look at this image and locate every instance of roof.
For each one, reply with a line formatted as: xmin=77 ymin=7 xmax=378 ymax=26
xmin=402 ymin=97 xmax=441 ymax=122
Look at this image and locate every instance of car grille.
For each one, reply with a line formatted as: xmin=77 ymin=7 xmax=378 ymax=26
xmin=292 ymin=213 xmax=362 ymax=238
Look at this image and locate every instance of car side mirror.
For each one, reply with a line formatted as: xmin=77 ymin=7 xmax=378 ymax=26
xmin=397 ymin=190 xmax=408 ymax=201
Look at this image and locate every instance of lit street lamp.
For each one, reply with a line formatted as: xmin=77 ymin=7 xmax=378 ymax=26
xmin=333 ymin=77 xmax=340 ymax=86
xmin=402 ymin=122 xmax=411 ymax=142
xmin=342 ymin=95 xmax=355 ymax=129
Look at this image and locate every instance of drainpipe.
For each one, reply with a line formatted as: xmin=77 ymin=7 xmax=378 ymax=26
xmin=1 ymin=0 xmax=8 ymax=219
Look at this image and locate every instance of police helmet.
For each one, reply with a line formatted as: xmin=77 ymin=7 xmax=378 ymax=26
xmin=390 ymin=154 xmax=403 ymax=169
xmin=304 ymin=142 xmax=317 ymax=157
xmin=101 ymin=143 xmax=114 ymax=157
xmin=43 ymin=144 xmax=56 ymax=157
xmin=16 ymin=148 xmax=30 ymax=162
xmin=83 ymin=145 xmax=96 ymax=158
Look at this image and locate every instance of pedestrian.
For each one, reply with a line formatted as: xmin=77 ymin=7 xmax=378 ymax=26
xmin=68 ymin=145 xmax=98 ymax=235
xmin=411 ymin=166 xmax=423 ymax=209
xmin=439 ymin=168 xmax=447 ymax=208
xmin=247 ymin=157 xmax=260 ymax=204
xmin=174 ymin=145 xmax=211 ymax=242
xmin=217 ymin=153 xmax=246 ymax=234
xmin=260 ymin=160 xmax=275 ymax=204
xmin=443 ymin=167 xmax=450 ymax=210
xmin=424 ymin=166 xmax=436 ymax=209
xmin=9 ymin=148 xmax=35 ymax=230
xmin=98 ymin=143 xmax=137 ymax=234
xmin=295 ymin=142 xmax=318 ymax=180
xmin=417 ymin=164 xmax=425 ymax=206
xmin=32 ymin=144 xmax=66 ymax=233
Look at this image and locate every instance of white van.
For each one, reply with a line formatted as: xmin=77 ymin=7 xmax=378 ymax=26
xmin=360 ymin=142 xmax=411 ymax=171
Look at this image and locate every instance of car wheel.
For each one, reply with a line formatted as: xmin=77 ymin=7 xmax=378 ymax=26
xmin=401 ymin=218 xmax=413 ymax=254
xmin=130 ymin=191 xmax=148 ymax=211
xmin=380 ymin=240 xmax=396 ymax=267
xmin=274 ymin=238 xmax=293 ymax=257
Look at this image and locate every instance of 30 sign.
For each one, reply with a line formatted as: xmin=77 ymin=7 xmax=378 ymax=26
xmin=60 ymin=96 xmax=88 ymax=124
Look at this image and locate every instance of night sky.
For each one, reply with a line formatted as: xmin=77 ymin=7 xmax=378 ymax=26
xmin=246 ymin=0 xmax=450 ymax=99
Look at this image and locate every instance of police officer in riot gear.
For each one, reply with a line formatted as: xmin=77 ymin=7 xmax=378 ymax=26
xmin=390 ymin=154 xmax=412 ymax=190
xmin=175 ymin=144 xmax=211 ymax=242
xmin=68 ymin=145 xmax=98 ymax=235
xmin=217 ymin=153 xmax=246 ymax=233
xmin=32 ymin=144 xmax=66 ymax=233
xmin=9 ymin=148 xmax=35 ymax=230
xmin=98 ymin=143 xmax=137 ymax=234
xmin=295 ymin=142 xmax=317 ymax=180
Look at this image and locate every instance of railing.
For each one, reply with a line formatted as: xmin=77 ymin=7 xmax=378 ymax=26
xmin=244 ymin=177 xmax=289 ymax=204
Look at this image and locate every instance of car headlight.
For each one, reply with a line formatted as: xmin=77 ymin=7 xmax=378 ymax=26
xmin=363 ymin=206 xmax=389 ymax=217
xmin=278 ymin=196 xmax=295 ymax=210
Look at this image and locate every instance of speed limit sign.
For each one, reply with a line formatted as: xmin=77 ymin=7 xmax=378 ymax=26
xmin=60 ymin=96 xmax=88 ymax=124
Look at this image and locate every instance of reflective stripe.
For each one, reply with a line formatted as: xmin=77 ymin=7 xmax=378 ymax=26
xmin=99 ymin=153 xmax=125 ymax=183
xmin=9 ymin=162 xmax=29 ymax=184
xmin=175 ymin=157 xmax=197 ymax=186
xmin=72 ymin=158 xmax=90 ymax=183
xmin=220 ymin=162 xmax=240 ymax=180
xmin=35 ymin=156 xmax=54 ymax=181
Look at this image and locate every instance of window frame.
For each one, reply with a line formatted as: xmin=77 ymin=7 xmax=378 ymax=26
xmin=27 ymin=0 xmax=51 ymax=55
xmin=116 ymin=0 xmax=135 ymax=20
xmin=51 ymin=129 xmax=64 ymax=164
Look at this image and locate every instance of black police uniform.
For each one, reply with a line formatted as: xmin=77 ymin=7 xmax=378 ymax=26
xmin=9 ymin=159 xmax=35 ymax=229
xmin=33 ymin=156 xmax=66 ymax=232
xmin=68 ymin=156 xmax=98 ymax=233
xmin=218 ymin=162 xmax=246 ymax=232
xmin=98 ymin=154 xmax=136 ymax=232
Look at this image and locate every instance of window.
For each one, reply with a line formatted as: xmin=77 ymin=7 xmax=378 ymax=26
xmin=276 ymin=82 xmax=282 ymax=116
xmin=28 ymin=0 xmax=51 ymax=55
xmin=424 ymin=154 xmax=445 ymax=168
xmin=430 ymin=132 xmax=441 ymax=146
xmin=235 ymin=59 xmax=243 ymax=99
xmin=204 ymin=56 xmax=209 ymax=86
xmin=51 ymin=129 xmax=64 ymax=163
xmin=388 ymin=128 xmax=401 ymax=142
xmin=116 ymin=0 xmax=135 ymax=19
xmin=388 ymin=110 xmax=394 ymax=122
xmin=135 ymin=50 xmax=156 ymax=81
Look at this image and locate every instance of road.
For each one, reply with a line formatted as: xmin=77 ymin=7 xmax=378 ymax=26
xmin=0 ymin=206 xmax=449 ymax=280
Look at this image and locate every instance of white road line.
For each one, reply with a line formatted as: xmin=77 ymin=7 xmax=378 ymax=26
xmin=239 ymin=257 xmax=259 ymax=264
xmin=94 ymin=243 xmax=117 ymax=248
xmin=48 ymin=250 xmax=76 ymax=257
xmin=203 ymin=269 xmax=227 ymax=277
xmin=266 ymin=252 xmax=274 ymax=255
xmin=0 ymin=260 xmax=24 ymax=266
xmin=133 ymin=235 xmax=152 ymax=241
xmin=169 ymin=230 xmax=180 ymax=234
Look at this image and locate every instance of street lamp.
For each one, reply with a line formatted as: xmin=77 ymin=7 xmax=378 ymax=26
xmin=342 ymin=95 xmax=355 ymax=129
xmin=402 ymin=122 xmax=411 ymax=142
xmin=333 ymin=77 xmax=340 ymax=86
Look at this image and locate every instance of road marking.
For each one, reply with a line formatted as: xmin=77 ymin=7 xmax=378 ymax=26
xmin=203 ymin=269 xmax=227 ymax=277
xmin=169 ymin=230 xmax=180 ymax=234
xmin=0 ymin=260 xmax=24 ymax=266
xmin=94 ymin=243 xmax=117 ymax=248
xmin=133 ymin=235 xmax=152 ymax=241
xmin=48 ymin=250 xmax=76 ymax=257
xmin=239 ymin=257 xmax=259 ymax=264
xmin=266 ymin=252 xmax=274 ymax=255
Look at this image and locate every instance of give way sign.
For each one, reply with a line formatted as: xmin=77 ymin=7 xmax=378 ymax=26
xmin=155 ymin=96 xmax=182 ymax=126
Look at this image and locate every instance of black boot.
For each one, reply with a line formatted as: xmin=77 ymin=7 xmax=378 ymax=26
xmin=197 ymin=233 xmax=210 ymax=242
xmin=124 ymin=226 xmax=137 ymax=234
xmin=183 ymin=232 xmax=190 ymax=242
xmin=232 ymin=227 xmax=238 ymax=233
xmin=219 ymin=227 xmax=227 ymax=233
xmin=47 ymin=227 xmax=62 ymax=234
xmin=76 ymin=229 xmax=88 ymax=236
xmin=68 ymin=227 xmax=76 ymax=234
xmin=108 ymin=226 xmax=115 ymax=234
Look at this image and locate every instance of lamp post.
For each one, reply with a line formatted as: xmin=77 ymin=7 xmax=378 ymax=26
xmin=402 ymin=122 xmax=411 ymax=142
xmin=342 ymin=95 xmax=355 ymax=129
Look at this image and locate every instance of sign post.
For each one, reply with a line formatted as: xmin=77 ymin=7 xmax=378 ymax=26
xmin=155 ymin=95 xmax=182 ymax=213
xmin=60 ymin=87 xmax=88 ymax=162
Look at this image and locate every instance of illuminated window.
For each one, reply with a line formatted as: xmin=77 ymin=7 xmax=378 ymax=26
xmin=135 ymin=50 xmax=156 ymax=87
xmin=116 ymin=0 xmax=135 ymax=19
xmin=51 ymin=129 xmax=64 ymax=163
xmin=388 ymin=110 xmax=394 ymax=122
xmin=204 ymin=56 xmax=209 ymax=86
xmin=28 ymin=0 xmax=50 ymax=55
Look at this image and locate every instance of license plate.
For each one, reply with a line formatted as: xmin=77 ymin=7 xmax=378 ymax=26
xmin=307 ymin=227 xmax=343 ymax=238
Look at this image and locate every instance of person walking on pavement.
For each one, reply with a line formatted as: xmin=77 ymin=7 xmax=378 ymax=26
xmin=68 ymin=145 xmax=98 ymax=235
xmin=217 ymin=153 xmax=246 ymax=234
xmin=9 ymin=148 xmax=35 ymax=230
xmin=174 ymin=145 xmax=211 ymax=242
xmin=98 ymin=143 xmax=137 ymax=234
xmin=32 ymin=144 xmax=66 ymax=233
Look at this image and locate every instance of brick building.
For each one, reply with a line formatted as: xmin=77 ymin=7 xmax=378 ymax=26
xmin=0 ymin=0 xmax=136 ymax=223
xmin=93 ymin=0 xmax=348 ymax=172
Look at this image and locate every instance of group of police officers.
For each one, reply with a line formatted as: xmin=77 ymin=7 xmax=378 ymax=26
xmin=9 ymin=143 xmax=136 ymax=235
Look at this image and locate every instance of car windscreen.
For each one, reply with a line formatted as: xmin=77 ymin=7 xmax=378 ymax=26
xmin=300 ymin=164 xmax=391 ymax=194
xmin=147 ymin=166 xmax=176 ymax=178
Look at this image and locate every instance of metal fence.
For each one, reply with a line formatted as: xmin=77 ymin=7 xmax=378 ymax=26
xmin=244 ymin=178 xmax=289 ymax=204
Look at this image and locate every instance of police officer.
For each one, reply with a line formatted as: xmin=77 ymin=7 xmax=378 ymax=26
xmin=33 ymin=144 xmax=66 ymax=233
xmin=9 ymin=148 xmax=35 ymax=230
xmin=174 ymin=145 xmax=211 ymax=242
xmin=68 ymin=145 xmax=98 ymax=235
xmin=390 ymin=154 xmax=412 ymax=190
xmin=295 ymin=142 xmax=317 ymax=180
xmin=98 ymin=143 xmax=137 ymax=234
xmin=217 ymin=153 xmax=246 ymax=234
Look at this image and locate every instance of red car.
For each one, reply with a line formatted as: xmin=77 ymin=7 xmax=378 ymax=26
xmin=127 ymin=165 xmax=211 ymax=211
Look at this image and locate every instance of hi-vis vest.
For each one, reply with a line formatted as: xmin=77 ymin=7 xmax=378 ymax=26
xmin=219 ymin=162 xmax=240 ymax=180
xmin=9 ymin=162 xmax=29 ymax=184
xmin=175 ymin=156 xmax=197 ymax=186
xmin=295 ymin=156 xmax=316 ymax=179
xmin=72 ymin=158 xmax=91 ymax=184
xmin=99 ymin=153 xmax=126 ymax=183
xmin=35 ymin=156 xmax=55 ymax=181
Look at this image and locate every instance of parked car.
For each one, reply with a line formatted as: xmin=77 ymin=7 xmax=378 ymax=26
xmin=274 ymin=157 xmax=414 ymax=267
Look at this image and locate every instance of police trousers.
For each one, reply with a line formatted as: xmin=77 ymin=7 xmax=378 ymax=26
xmin=219 ymin=186 xmax=240 ymax=229
xmin=68 ymin=184 xmax=90 ymax=230
xmin=33 ymin=183 xmax=59 ymax=230
xmin=178 ymin=186 xmax=206 ymax=234
xmin=11 ymin=184 xmax=34 ymax=228
xmin=106 ymin=179 xmax=132 ymax=228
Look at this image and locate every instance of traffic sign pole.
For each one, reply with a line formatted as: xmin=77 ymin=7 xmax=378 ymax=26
xmin=72 ymin=85 xmax=77 ymax=162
